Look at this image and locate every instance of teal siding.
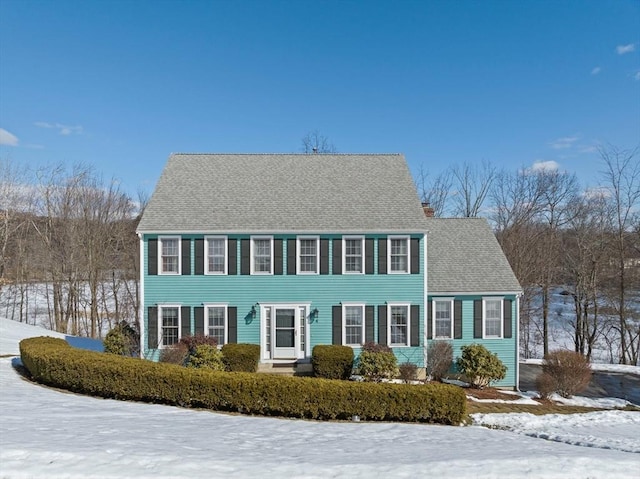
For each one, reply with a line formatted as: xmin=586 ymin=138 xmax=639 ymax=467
xmin=144 ymin=234 xmax=425 ymax=365
xmin=427 ymin=295 xmax=518 ymax=387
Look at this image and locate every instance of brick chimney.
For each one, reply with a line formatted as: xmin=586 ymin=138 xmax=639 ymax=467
xmin=421 ymin=202 xmax=434 ymax=218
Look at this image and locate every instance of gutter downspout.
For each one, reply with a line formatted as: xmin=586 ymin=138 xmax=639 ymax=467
xmin=138 ymin=233 xmax=145 ymax=359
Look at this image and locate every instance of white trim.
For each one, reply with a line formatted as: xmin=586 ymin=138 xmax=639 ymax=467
xmin=250 ymin=236 xmax=273 ymax=275
xmin=203 ymin=303 xmax=228 ymax=345
xmin=158 ymin=236 xmax=181 ymax=275
xmin=205 ymin=236 xmax=228 ymax=275
xmin=259 ymin=302 xmax=311 ymax=361
xmin=432 ymin=297 xmax=454 ymax=340
xmin=137 ymin=229 xmax=426 ymax=235
xmin=429 ymin=290 xmax=522 ymax=297
xmin=516 ymin=293 xmax=521 ymax=390
xmin=423 ymin=233 xmax=428 ymax=372
xmin=482 ymin=296 xmax=504 ymax=339
xmin=341 ymin=303 xmax=366 ymax=347
xmin=157 ymin=304 xmax=182 ymax=349
xmin=343 ymin=236 xmax=365 ymax=274
xmin=138 ymin=233 xmax=145 ymax=358
xmin=296 ymin=235 xmax=320 ymax=275
xmin=387 ymin=235 xmax=410 ymax=274
xmin=387 ymin=303 xmax=411 ymax=347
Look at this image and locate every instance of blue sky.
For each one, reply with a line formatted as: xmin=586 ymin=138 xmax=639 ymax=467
xmin=1 ymin=0 xmax=638 ymax=197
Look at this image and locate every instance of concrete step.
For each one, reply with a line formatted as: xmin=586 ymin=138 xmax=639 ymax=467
xmin=257 ymin=361 xmax=313 ymax=376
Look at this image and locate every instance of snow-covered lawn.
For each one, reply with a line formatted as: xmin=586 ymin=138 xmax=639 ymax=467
xmin=1 ymin=318 xmax=639 ymax=479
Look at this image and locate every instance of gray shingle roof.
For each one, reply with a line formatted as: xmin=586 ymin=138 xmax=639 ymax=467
xmin=427 ymin=218 xmax=522 ymax=294
xmin=137 ymin=153 xmax=427 ymax=234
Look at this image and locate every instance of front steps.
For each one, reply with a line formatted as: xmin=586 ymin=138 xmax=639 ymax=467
xmin=257 ymin=361 xmax=313 ymax=376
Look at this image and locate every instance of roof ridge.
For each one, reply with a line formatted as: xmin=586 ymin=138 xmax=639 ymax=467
xmin=169 ymin=152 xmax=403 ymax=157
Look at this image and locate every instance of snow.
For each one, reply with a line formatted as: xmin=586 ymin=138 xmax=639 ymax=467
xmin=1 ymin=318 xmax=639 ymax=478
xmin=522 ymin=357 xmax=640 ymax=376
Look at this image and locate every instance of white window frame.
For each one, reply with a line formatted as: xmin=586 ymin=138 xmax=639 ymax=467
xmin=158 ymin=236 xmax=181 ymax=275
xmin=343 ymin=236 xmax=364 ymax=274
xmin=483 ymin=297 xmax=504 ymax=339
xmin=432 ymin=298 xmax=454 ymax=339
xmin=158 ymin=304 xmax=181 ymax=349
xmin=296 ymin=236 xmax=319 ymax=274
xmin=251 ymin=236 xmax=273 ymax=275
xmin=387 ymin=236 xmax=410 ymax=274
xmin=205 ymin=236 xmax=227 ymax=275
xmin=342 ymin=303 xmax=365 ymax=347
xmin=204 ymin=303 xmax=228 ymax=346
xmin=387 ymin=303 xmax=411 ymax=347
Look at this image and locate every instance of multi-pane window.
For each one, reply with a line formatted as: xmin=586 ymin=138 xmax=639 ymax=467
xmin=344 ymin=237 xmax=363 ymax=273
xmin=298 ymin=237 xmax=318 ymax=274
xmin=484 ymin=299 xmax=503 ymax=338
xmin=160 ymin=237 xmax=179 ymax=274
xmin=389 ymin=237 xmax=409 ymax=273
xmin=344 ymin=305 xmax=364 ymax=345
xmin=389 ymin=305 xmax=409 ymax=346
xmin=161 ymin=307 xmax=179 ymax=347
xmin=206 ymin=237 xmax=226 ymax=274
xmin=252 ymin=237 xmax=272 ymax=274
xmin=434 ymin=300 xmax=453 ymax=339
xmin=207 ymin=306 xmax=226 ymax=345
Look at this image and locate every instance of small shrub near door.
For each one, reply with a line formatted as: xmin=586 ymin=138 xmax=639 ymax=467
xmin=538 ymin=349 xmax=591 ymax=398
xmin=426 ymin=341 xmax=453 ymax=381
xmin=357 ymin=342 xmax=399 ymax=382
xmin=311 ymin=345 xmax=354 ymax=380
xmin=456 ymin=344 xmax=506 ymax=388
xmin=221 ymin=343 xmax=261 ymax=372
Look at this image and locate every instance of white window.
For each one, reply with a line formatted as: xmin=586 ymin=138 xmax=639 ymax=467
xmin=297 ymin=236 xmax=319 ymax=274
xmin=343 ymin=304 xmax=365 ymax=346
xmin=206 ymin=305 xmax=227 ymax=345
xmin=433 ymin=298 xmax=454 ymax=339
xmin=388 ymin=236 xmax=409 ymax=273
xmin=388 ymin=304 xmax=410 ymax=346
xmin=251 ymin=236 xmax=273 ymax=274
xmin=159 ymin=305 xmax=181 ymax=348
xmin=484 ymin=298 xmax=503 ymax=338
xmin=159 ymin=237 xmax=180 ymax=274
xmin=206 ymin=236 xmax=227 ymax=274
xmin=343 ymin=236 xmax=364 ymax=274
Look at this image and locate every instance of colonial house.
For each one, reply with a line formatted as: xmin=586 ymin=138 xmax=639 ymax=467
xmin=137 ymin=153 xmax=521 ymax=387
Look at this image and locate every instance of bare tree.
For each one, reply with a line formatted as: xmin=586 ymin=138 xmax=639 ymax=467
xmin=301 ymin=130 xmax=336 ymax=154
xmin=599 ymin=144 xmax=640 ymax=364
xmin=415 ymin=164 xmax=452 ymax=217
xmin=450 ymin=160 xmax=496 ymax=217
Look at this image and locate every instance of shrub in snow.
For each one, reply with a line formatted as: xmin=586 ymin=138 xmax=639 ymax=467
xmin=538 ymin=349 xmax=591 ymax=398
xmin=19 ymin=336 xmax=467 ymax=424
xmin=311 ymin=345 xmax=354 ymax=380
xmin=221 ymin=343 xmax=261 ymax=372
xmin=187 ymin=344 xmax=225 ymax=371
xmin=427 ymin=341 xmax=453 ymax=381
xmin=103 ymin=321 xmax=139 ymax=357
xmin=357 ymin=342 xmax=399 ymax=382
xmin=456 ymin=344 xmax=506 ymax=388
xmin=399 ymin=362 xmax=418 ymax=383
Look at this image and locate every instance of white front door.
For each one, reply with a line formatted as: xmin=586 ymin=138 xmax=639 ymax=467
xmin=262 ymin=304 xmax=308 ymax=360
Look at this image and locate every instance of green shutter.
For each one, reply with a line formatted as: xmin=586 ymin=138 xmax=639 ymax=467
xmin=504 ymin=299 xmax=513 ymax=338
xmin=274 ymin=239 xmax=283 ymax=275
xmin=474 ymin=300 xmax=482 ymax=338
xmin=195 ymin=238 xmax=204 ymax=275
xmin=181 ymin=239 xmax=191 ymax=275
xmin=365 ymin=238 xmax=374 ymax=274
xmin=378 ymin=305 xmax=387 ymax=345
xmin=427 ymin=300 xmax=432 ymax=339
xmin=332 ymin=306 xmax=342 ymax=345
xmin=365 ymin=305 xmax=375 ymax=343
xmin=378 ymin=238 xmax=387 ymax=274
xmin=228 ymin=239 xmax=237 ymax=275
xmin=287 ymin=239 xmax=296 ymax=275
xmin=454 ymin=300 xmax=463 ymax=339
xmin=332 ymin=239 xmax=342 ymax=275
xmin=320 ymin=239 xmax=329 ymax=274
xmin=181 ymin=306 xmax=191 ymax=338
xmin=410 ymin=305 xmax=420 ymax=346
xmin=240 ymin=239 xmax=250 ymax=275
xmin=195 ymin=307 xmax=204 ymax=336
xmin=148 ymin=306 xmax=158 ymax=349
xmin=148 ymin=239 xmax=157 ymax=275
xmin=228 ymin=307 xmax=237 ymax=343
xmin=410 ymin=238 xmax=420 ymax=274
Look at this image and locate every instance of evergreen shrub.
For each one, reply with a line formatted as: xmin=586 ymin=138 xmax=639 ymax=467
xmin=221 ymin=343 xmax=260 ymax=372
xmin=357 ymin=342 xmax=398 ymax=382
xmin=187 ymin=344 xmax=225 ymax=371
xmin=103 ymin=321 xmax=139 ymax=357
xmin=311 ymin=345 xmax=354 ymax=379
xmin=456 ymin=344 xmax=506 ymax=388
xmin=19 ymin=336 xmax=466 ymax=424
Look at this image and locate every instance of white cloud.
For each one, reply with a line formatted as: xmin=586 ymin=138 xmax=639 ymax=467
xmin=591 ymin=67 xmax=601 ymax=75
xmin=549 ymin=136 xmax=579 ymax=149
xmin=530 ymin=160 xmax=560 ymax=172
xmin=34 ymin=121 xmax=83 ymax=136
xmin=0 ymin=128 xmax=19 ymax=146
xmin=616 ymin=43 xmax=635 ymax=55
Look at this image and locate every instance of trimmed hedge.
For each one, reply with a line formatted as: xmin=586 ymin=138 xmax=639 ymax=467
xmin=312 ymin=345 xmax=354 ymax=380
xmin=221 ymin=343 xmax=260 ymax=372
xmin=20 ymin=337 xmax=466 ymax=424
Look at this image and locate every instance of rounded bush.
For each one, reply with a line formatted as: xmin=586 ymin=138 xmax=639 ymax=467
xmin=221 ymin=343 xmax=260 ymax=372
xmin=456 ymin=344 xmax=506 ymax=388
xmin=357 ymin=350 xmax=399 ymax=382
xmin=187 ymin=344 xmax=225 ymax=371
xmin=103 ymin=321 xmax=139 ymax=357
xmin=540 ymin=349 xmax=591 ymax=398
xmin=312 ymin=345 xmax=354 ymax=379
